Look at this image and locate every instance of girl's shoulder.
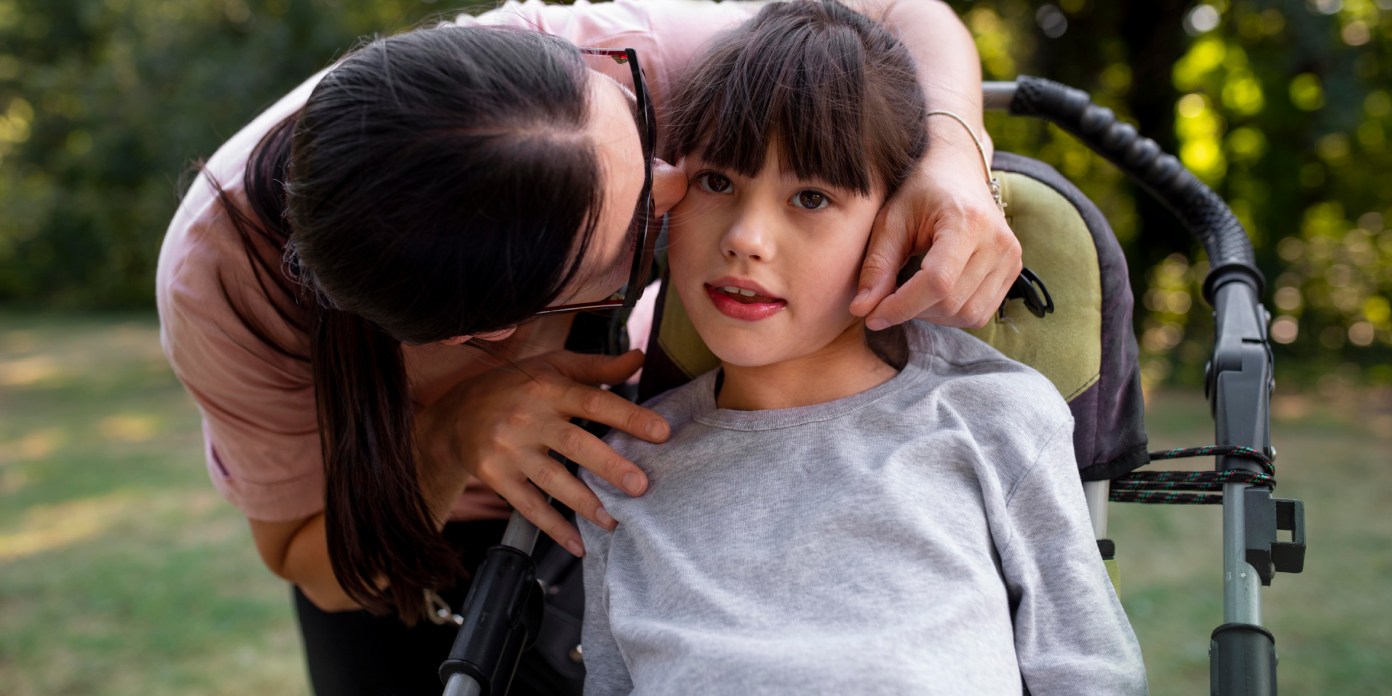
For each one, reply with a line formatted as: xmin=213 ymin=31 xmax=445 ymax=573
xmin=601 ymin=368 xmax=717 ymax=451
xmin=899 ymin=321 xmax=1074 ymax=439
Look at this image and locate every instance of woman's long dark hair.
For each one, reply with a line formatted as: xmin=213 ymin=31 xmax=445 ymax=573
xmin=210 ymin=25 xmax=606 ymax=620
xmin=666 ymin=0 xmax=927 ymax=198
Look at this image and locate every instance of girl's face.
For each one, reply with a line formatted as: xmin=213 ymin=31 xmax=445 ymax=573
xmin=668 ymin=148 xmax=884 ymax=369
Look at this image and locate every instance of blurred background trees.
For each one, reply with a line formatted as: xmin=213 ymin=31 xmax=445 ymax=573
xmin=949 ymin=0 xmax=1392 ymax=387
xmin=0 ymin=0 xmax=474 ymax=307
xmin=1 ymin=0 xmax=1387 ymax=386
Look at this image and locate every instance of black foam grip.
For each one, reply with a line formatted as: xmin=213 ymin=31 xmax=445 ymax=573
xmin=1009 ymin=76 xmax=1264 ymax=301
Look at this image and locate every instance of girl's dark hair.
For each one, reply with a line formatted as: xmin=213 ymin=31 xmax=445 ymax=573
xmin=666 ymin=0 xmax=927 ymax=198
xmin=211 ymin=25 xmax=605 ymax=620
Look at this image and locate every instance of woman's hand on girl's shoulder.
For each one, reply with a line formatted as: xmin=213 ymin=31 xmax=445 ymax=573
xmin=415 ymin=349 xmax=668 ymax=557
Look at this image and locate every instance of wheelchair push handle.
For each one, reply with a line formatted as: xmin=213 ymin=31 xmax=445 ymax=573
xmin=988 ymin=77 xmax=1291 ymax=696
xmin=985 ymin=75 xmax=1274 ymax=454
xmin=986 ymin=75 xmax=1264 ymax=303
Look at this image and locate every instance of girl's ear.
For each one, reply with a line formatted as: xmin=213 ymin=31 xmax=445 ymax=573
xmin=438 ymin=327 xmax=518 ymax=346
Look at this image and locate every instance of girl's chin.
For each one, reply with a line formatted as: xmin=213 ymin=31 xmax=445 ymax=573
xmin=706 ymin=323 xmax=868 ymax=369
xmin=708 ymin=347 xmax=776 ymax=369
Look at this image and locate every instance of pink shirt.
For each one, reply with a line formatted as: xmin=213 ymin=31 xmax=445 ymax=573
xmin=156 ymin=0 xmax=756 ymax=522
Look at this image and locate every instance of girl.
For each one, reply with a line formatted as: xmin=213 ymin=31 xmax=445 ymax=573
xmin=579 ymin=2 xmax=1147 ymax=693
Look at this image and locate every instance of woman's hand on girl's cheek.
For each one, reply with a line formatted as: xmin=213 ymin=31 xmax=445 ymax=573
xmin=850 ymin=150 xmax=1021 ymax=330
xmin=416 ymin=349 xmax=667 ymax=557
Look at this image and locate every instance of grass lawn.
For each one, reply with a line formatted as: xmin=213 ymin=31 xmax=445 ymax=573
xmin=0 ymin=313 xmax=308 ymax=696
xmin=1113 ymin=375 xmax=1392 ymax=693
xmin=2 ymin=312 xmax=1389 ymax=694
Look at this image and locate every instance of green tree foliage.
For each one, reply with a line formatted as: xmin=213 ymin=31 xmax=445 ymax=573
xmin=0 ymin=0 xmax=485 ymax=308
xmin=2 ymin=0 xmax=1386 ymax=384
xmin=949 ymin=0 xmax=1392 ymax=385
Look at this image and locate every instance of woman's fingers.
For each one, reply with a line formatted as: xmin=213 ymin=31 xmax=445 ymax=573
xmin=545 ymin=348 xmax=646 ymax=388
xmin=546 ymin=421 xmax=648 ymax=496
xmin=852 ymin=146 xmax=1021 ymax=330
xmin=523 ymin=443 xmax=618 ymax=531
xmin=914 ymin=237 xmax=994 ymax=327
xmin=566 ymin=380 xmax=669 ymax=442
xmin=953 ymin=246 xmax=1023 ymax=327
xmin=545 ymin=348 xmax=670 ymax=442
xmin=851 ymin=201 xmax=918 ymax=320
xmin=490 ymin=468 xmax=587 ymax=556
xmin=423 ymin=348 xmax=668 ymax=552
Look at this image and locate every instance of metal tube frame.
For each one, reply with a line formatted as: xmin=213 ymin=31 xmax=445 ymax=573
xmin=985 ymin=79 xmax=1276 ymax=694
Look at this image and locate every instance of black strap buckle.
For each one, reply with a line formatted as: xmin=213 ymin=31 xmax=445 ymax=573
xmin=1001 ymin=266 xmax=1055 ymax=319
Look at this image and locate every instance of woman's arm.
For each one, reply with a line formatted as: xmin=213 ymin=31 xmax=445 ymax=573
xmin=249 ymin=513 xmax=363 ymax=612
xmin=846 ymin=0 xmax=1022 ymax=329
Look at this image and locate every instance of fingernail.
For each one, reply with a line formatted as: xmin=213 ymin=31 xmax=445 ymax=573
xmin=623 ymin=473 xmax=646 ymax=495
xmin=853 ymin=288 xmax=871 ymax=304
xmin=647 ymin=421 xmax=667 ymax=440
xmin=596 ymin=506 xmax=616 ymax=528
xmin=565 ymin=539 xmax=585 ymax=557
xmin=866 ymin=317 xmax=889 ymax=332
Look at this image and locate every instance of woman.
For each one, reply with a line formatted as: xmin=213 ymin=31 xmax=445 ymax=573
xmin=156 ymin=0 xmax=1019 ymax=692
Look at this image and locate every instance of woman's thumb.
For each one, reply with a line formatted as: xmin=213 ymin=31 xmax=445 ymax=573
xmin=549 ymin=349 xmax=645 ymax=386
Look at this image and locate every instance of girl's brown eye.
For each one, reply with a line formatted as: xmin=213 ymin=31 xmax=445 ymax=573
xmin=698 ymin=172 xmax=732 ymax=194
xmin=792 ymin=190 xmax=827 ymax=210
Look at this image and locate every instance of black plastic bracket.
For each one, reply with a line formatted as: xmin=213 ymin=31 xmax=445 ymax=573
xmin=1272 ymin=497 xmax=1307 ymax=577
xmin=1001 ymin=266 xmax=1055 ymax=318
xmin=1242 ymin=487 xmax=1307 ymax=586
xmin=1204 ymin=284 xmax=1275 ymax=473
xmin=1096 ymin=538 xmax=1116 ymax=562
xmin=438 ymin=545 xmax=546 ymax=695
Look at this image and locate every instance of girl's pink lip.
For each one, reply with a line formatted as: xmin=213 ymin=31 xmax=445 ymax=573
xmin=704 ymin=283 xmax=786 ymax=321
xmin=706 ymin=277 xmax=783 ymax=300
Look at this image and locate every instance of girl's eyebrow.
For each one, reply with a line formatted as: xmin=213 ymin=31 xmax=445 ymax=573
xmin=775 ymin=168 xmax=844 ymax=191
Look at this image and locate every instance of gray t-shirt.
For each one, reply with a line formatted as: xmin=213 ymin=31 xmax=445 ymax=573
xmin=580 ymin=321 xmax=1146 ymax=695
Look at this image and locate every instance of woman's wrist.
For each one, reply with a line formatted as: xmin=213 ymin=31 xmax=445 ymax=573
xmin=923 ymin=111 xmax=1002 ymax=213
xmin=924 ymin=115 xmax=993 ymax=168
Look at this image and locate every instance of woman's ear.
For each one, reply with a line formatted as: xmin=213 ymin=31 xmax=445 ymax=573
xmin=474 ymin=327 xmax=518 ymax=342
xmin=438 ymin=327 xmax=518 ymax=346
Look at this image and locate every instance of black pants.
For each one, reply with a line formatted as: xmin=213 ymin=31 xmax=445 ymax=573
xmin=292 ymin=520 xmax=577 ymax=696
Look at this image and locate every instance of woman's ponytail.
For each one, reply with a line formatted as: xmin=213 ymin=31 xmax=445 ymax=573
xmin=311 ymin=303 xmax=462 ymax=620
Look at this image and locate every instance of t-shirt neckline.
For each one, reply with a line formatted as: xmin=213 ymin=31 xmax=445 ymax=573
xmin=686 ymin=327 xmax=933 ymax=432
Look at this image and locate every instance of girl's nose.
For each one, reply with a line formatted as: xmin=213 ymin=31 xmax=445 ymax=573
xmin=650 ymin=158 xmax=688 ymax=218
xmin=721 ymin=214 xmax=772 ymax=262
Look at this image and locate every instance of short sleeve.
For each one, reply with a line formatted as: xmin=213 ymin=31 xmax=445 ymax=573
xmin=158 ymin=160 xmax=324 ymax=522
xmin=997 ymin=421 xmax=1148 ymax=694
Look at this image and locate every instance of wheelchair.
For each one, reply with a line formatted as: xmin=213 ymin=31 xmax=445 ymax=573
xmin=434 ymin=76 xmax=1306 ymax=696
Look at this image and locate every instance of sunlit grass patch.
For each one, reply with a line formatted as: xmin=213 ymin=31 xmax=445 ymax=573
xmin=0 ymin=312 xmax=308 ymax=696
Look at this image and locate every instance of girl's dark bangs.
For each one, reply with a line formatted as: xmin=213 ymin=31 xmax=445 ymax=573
xmin=691 ymin=28 xmax=876 ymax=194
